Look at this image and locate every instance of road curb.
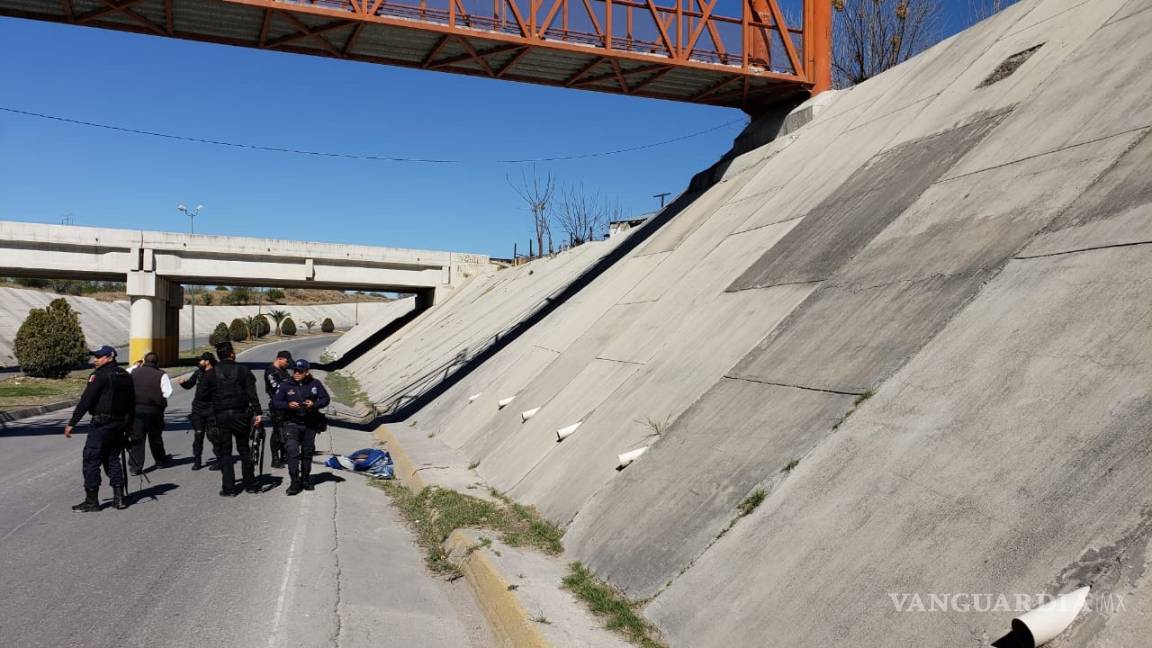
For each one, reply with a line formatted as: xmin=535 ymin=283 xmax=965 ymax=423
xmin=0 ymin=399 xmax=78 ymax=424
xmin=373 ymin=424 xmax=430 ymax=491
xmin=446 ymin=530 xmax=551 ymax=648
xmin=373 ymin=424 xmax=561 ymax=648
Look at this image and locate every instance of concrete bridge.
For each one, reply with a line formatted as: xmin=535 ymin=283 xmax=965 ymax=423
xmin=0 ymin=220 xmax=492 ymax=363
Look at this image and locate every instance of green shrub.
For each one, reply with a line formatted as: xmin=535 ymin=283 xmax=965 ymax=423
xmin=321 ymin=317 xmax=335 ymax=333
xmin=200 ymin=292 xmax=214 ymax=306
xmin=281 ymin=317 xmax=297 ymax=336
xmin=266 ymin=288 xmax=285 ymax=303
xmin=229 ymin=318 xmax=249 ymax=342
xmin=14 ymin=298 xmax=88 ymax=378
xmin=224 ymin=286 xmax=252 ymax=305
xmin=252 ymin=314 xmax=270 ymax=338
xmin=209 ymin=322 xmax=230 ymax=346
xmin=216 ymin=285 xmax=229 ymax=292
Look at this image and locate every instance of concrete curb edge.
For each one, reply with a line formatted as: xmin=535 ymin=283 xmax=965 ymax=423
xmin=0 ymin=399 xmax=78 ymax=424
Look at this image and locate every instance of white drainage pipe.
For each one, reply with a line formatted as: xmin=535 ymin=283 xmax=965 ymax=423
xmin=617 ymin=446 xmax=649 ymax=469
xmin=1012 ymin=586 xmax=1090 ymax=647
xmin=497 ymin=396 xmax=515 ymax=409
xmin=521 ymin=407 xmax=541 ymax=422
xmin=467 ymin=393 xmax=482 ymax=403
xmin=556 ymin=422 xmax=582 ymax=442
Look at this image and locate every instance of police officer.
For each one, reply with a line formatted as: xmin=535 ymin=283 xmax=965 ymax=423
xmin=271 ymin=359 xmax=330 ymax=496
xmin=127 ymin=351 xmax=174 ymax=474
xmin=64 ymin=345 xmax=135 ymax=512
xmin=211 ymin=342 xmax=263 ymax=496
xmin=263 ymin=350 xmax=293 ymax=469
xmin=177 ymin=352 xmax=217 ymax=471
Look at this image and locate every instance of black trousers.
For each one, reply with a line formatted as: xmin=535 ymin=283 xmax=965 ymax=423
xmin=284 ymin=420 xmax=317 ymax=484
xmin=83 ymin=418 xmax=128 ymax=490
xmin=189 ymin=412 xmax=215 ymax=461
xmin=129 ymin=406 xmax=167 ymax=470
xmin=214 ymin=411 xmax=255 ymax=490
xmin=269 ymin=411 xmax=286 ymax=460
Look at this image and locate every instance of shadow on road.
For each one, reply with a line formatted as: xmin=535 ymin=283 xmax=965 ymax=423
xmin=122 ymin=482 xmax=179 ymax=507
xmin=309 ymin=471 xmax=345 ymax=487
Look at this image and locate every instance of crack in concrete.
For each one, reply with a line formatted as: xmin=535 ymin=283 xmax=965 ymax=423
xmin=721 ymin=375 xmax=866 ymax=397
xmin=325 ymin=432 xmax=345 ymax=647
xmin=1013 ymin=238 xmax=1152 ymax=260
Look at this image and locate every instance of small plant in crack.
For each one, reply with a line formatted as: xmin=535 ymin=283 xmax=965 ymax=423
xmin=468 ymin=460 xmax=481 ymax=470
xmin=530 ymin=614 xmax=551 ymax=625
xmin=781 ymin=459 xmax=800 ymax=474
xmin=737 ymin=489 xmax=767 ymax=517
xmin=636 ymin=415 xmax=672 ymax=437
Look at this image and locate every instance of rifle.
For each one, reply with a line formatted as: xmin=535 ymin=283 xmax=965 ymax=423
xmin=250 ymin=416 xmax=266 ymax=480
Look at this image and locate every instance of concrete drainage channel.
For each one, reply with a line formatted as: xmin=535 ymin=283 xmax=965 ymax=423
xmin=372 ymin=422 xmax=650 ymax=648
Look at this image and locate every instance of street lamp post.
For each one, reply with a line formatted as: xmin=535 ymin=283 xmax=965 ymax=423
xmin=177 ymin=203 xmax=204 ymax=353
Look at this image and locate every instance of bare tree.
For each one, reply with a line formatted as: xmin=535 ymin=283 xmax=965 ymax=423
xmin=968 ymin=0 xmax=1017 ymax=22
xmin=832 ymin=0 xmax=943 ymax=87
xmin=556 ymin=183 xmax=611 ymax=247
xmin=508 ymin=168 xmax=555 ymax=260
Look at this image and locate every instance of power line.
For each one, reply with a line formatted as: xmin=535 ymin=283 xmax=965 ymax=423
xmin=0 ymin=106 xmax=745 ymax=165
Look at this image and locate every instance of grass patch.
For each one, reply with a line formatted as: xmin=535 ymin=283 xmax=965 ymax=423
xmin=0 ymin=374 xmax=89 ymax=409
xmin=325 ymin=370 xmax=369 ymax=407
xmin=635 ymin=415 xmax=671 ymax=437
xmin=832 ymin=390 xmax=876 ymax=430
xmin=737 ymin=489 xmax=766 ymax=517
xmin=782 ymin=458 xmax=800 ymax=473
xmin=563 ymin=562 xmax=666 ymax=648
xmin=373 ymin=481 xmax=564 ymax=578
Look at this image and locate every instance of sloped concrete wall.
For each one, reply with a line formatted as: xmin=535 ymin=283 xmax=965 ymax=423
xmin=0 ymin=287 xmax=398 ymax=366
xmin=340 ymin=0 xmax=1152 ymax=645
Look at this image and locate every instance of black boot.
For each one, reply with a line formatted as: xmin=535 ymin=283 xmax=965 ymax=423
xmin=302 ymin=476 xmax=314 ymax=491
xmin=244 ymin=481 xmax=260 ymax=494
xmin=113 ymin=486 xmax=128 ymax=510
xmin=270 ymin=449 xmax=284 ymax=469
xmin=192 ymin=457 xmax=203 ymax=471
xmin=286 ymin=480 xmax=303 ymax=496
xmin=72 ymin=488 xmax=100 ymax=512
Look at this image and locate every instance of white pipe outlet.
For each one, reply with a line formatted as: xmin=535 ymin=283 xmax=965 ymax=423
xmin=556 ymin=422 xmax=582 ymax=442
xmin=1012 ymin=586 xmax=1090 ymax=647
xmin=497 ymin=396 xmax=515 ymax=409
xmin=468 ymin=393 xmax=482 ymax=403
xmin=521 ymin=407 xmax=541 ymax=422
xmin=617 ymin=446 xmax=649 ymax=469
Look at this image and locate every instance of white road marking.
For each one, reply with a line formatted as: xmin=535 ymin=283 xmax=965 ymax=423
xmin=1 ymin=503 xmax=51 ymax=543
xmin=267 ymin=493 xmax=312 ymax=648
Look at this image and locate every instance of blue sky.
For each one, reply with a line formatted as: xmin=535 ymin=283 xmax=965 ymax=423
xmin=0 ymin=3 xmax=981 ymax=258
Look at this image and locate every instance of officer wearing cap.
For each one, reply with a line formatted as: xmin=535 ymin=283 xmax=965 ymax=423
xmin=64 ymin=345 xmax=136 ymax=512
xmin=211 ymin=342 xmax=263 ymax=496
xmin=263 ymin=350 xmax=293 ymax=469
xmin=271 ymin=359 xmax=330 ymax=496
xmin=177 ymin=351 xmax=217 ymax=471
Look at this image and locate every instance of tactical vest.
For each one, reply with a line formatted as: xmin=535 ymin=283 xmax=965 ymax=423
xmin=97 ymin=366 xmax=135 ymax=417
xmin=213 ymin=362 xmax=250 ymax=411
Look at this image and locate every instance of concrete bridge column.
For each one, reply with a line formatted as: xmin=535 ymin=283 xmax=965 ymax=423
xmin=127 ymin=270 xmax=182 ymax=365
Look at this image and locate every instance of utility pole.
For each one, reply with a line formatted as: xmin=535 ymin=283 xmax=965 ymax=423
xmin=177 ymin=203 xmax=203 ymax=352
xmin=653 ymin=192 xmax=672 ymax=209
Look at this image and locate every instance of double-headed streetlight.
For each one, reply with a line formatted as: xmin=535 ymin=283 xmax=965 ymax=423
xmin=177 ymin=203 xmax=204 ymax=352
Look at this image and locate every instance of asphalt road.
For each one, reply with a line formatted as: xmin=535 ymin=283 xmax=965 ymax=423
xmin=0 ymin=336 xmax=493 ymax=648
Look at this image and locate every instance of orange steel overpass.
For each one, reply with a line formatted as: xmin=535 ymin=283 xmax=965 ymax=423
xmin=0 ymin=0 xmax=830 ymax=111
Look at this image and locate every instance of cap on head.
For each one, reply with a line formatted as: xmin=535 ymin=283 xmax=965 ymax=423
xmin=292 ymin=359 xmax=310 ymax=373
xmin=91 ymin=345 xmax=117 ymax=358
xmin=276 ymin=350 xmax=294 ymax=361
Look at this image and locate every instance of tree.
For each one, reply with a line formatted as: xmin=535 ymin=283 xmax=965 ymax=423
xmin=268 ymin=309 xmax=291 ymax=336
xmin=321 ymin=317 xmax=335 ymax=333
xmin=509 ymin=168 xmax=555 ymax=258
xmin=210 ymin=322 xmax=230 ymax=346
xmin=229 ymin=318 xmax=249 ymax=342
xmin=216 ymin=285 xmax=229 ymax=292
xmin=832 ymin=0 xmax=942 ymax=87
xmin=968 ymin=0 xmax=1017 ymax=21
xmin=201 ymin=292 xmax=214 ymax=306
xmin=302 ymin=320 xmax=317 ymax=334
xmin=557 ymin=183 xmax=612 ymax=247
xmin=281 ymin=317 xmax=297 ymax=336
xmin=13 ymin=298 xmax=88 ymax=378
xmin=266 ymin=288 xmax=285 ymax=303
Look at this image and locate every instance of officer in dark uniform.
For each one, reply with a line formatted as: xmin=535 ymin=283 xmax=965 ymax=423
xmin=178 ymin=352 xmax=217 ymax=471
xmin=271 ymin=359 xmax=330 ymax=496
xmin=211 ymin=342 xmax=263 ymax=496
xmin=262 ymin=350 xmax=293 ymax=469
xmin=64 ymin=345 xmax=135 ymax=512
